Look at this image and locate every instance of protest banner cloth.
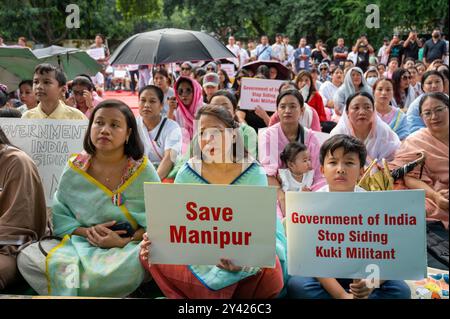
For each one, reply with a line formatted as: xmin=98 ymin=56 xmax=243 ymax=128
xmin=286 ymin=190 xmax=427 ymax=280
xmin=0 ymin=118 xmax=88 ymax=205
xmin=87 ymin=47 xmax=105 ymax=60
xmin=144 ymin=183 xmax=277 ymax=267
xmin=239 ymin=77 xmax=284 ymax=112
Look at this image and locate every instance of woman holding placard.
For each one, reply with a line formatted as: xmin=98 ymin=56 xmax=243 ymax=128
xmin=17 ymin=100 xmax=160 ymax=297
xmin=166 ymin=90 xmax=257 ymax=180
xmin=268 ymin=81 xmax=322 ymax=132
xmin=259 ymin=90 xmax=325 ymax=217
xmin=140 ymin=105 xmax=287 ymax=299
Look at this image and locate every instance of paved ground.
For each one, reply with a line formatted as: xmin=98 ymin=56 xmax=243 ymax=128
xmin=102 ymin=90 xmax=140 ymax=116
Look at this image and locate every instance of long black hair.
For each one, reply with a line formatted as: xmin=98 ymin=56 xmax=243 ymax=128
xmin=392 ymin=68 xmax=410 ymax=107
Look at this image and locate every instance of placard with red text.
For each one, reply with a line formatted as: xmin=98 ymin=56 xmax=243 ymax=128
xmin=239 ymin=77 xmax=284 ymax=112
xmin=144 ymin=183 xmax=278 ymax=267
xmin=286 ymin=190 xmax=427 ymax=280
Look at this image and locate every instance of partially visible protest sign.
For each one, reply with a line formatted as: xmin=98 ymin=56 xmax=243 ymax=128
xmin=113 ymin=70 xmax=127 ymax=78
xmin=144 ymin=183 xmax=277 ymax=267
xmin=314 ymin=131 xmax=331 ymax=146
xmin=220 ymin=63 xmax=236 ymax=79
xmin=239 ymin=77 xmax=284 ymax=112
xmin=1 ymin=118 xmax=88 ymax=205
xmin=87 ymin=47 xmax=105 ymax=60
xmin=286 ymin=190 xmax=427 ymax=280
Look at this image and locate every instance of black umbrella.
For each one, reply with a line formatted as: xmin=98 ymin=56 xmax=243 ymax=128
xmin=241 ymin=60 xmax=291 ymax=80
xmin=109 ymin=28 xmax=236 ymax=65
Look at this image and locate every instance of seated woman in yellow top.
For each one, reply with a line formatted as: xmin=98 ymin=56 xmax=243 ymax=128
xmin=22 ymin=63 xmax=87 ymax=120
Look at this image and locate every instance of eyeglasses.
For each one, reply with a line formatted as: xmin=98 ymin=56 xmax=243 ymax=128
xmin=401 ymin=75 xmax=412 ymax=80
xmin=177 ymin=88 xmax=193 ymax=96
xmin=181 ymin=67 xmax=191 ymax=71
xmin=421 ymin=105 xmax=447 ymax=119
xmin=206 ymin=67 xmax=215 ymax=71
xmin=320 ymin=68 xmax=328 ymax=71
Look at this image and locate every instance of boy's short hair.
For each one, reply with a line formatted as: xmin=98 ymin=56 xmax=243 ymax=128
xmin=18 ymin=79 xmax=33 ymax=89
xmin=34 ymin=63 xmax=67 ymax=87
xmin=320 ymin=134 xmax=367 ymax=168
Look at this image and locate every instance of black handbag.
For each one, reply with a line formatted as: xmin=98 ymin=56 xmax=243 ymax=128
xmin=426 ymin=221 xmax=449 ymax=269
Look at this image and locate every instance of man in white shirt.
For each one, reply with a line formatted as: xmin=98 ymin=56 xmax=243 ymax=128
xmin=248 ymin=40 xmax=257 ymax=61
xmin=347 ymin=46 xmax=358 ymax=65
xmin=283 ymin=35 xmax=295 ymax=67
xmin=91 ymin=71 xmax=105 ymax=96
xmin=226 ymin=36 xmax=240 ymax=69
xmin=377 ymin=37 xmax=390 ymax=65
xmin=236 ymin=41 xmax=249 ymax=67
xmin=272 ymin=33 xmax=284 ymax=62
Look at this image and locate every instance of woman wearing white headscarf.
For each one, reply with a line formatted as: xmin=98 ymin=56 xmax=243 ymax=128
xmin=330 ymin=92 xmax=400 ymax=163
xmin=333 ymin=67 xmax=373 ymax=121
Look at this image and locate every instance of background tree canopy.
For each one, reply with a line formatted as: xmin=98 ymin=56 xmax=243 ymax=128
xmin=0 ymin=0 xmax=447 ymax=49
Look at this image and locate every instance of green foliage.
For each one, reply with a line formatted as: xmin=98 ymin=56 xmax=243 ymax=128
xmin=163 ymin=0 xmax=448 ymax=46
xmin=0 ymin=0 xmax=161 ymax=45
xmin=116 ymin=0 xmax=162 ymax=20
xmin=0 ymin=0 xmax=447 ymax=49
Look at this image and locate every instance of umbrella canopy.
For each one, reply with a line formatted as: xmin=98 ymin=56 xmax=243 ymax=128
xmin=33 ymin=45 xmax=102 ymax=80
xmin=109 ymin=28 xmax=236 ymax=65
xmin=241 ymin=60 xmax=291 ymax=80
xmin=0 ymin=47 xmax=39 ymax=91
xmin=33 ymin=45 xmax=79 ymax=58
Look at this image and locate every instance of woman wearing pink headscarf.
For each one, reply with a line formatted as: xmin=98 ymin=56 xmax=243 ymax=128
xmin=168 ymin=76 xmax=204 ymax=153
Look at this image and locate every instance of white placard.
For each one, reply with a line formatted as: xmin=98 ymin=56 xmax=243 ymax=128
xmin=144 ymin=183 xmax=277 ymax=267
xmin=239 ymin=77 xmax=284 ymax=112
xmin=113 ymin=70 xmax=127 ymax=78
xmin=314 ymin=131 xmax=330 ymax=146
xmin=87 ymin=47 xmax=105 ymax=60
xmin=220 ymin=63 xmax=236 ymax=79
xmin=286 ymin=190 xmax=427 ymax=280
xmin=0 ymin=118 xmax=88 ymax=206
